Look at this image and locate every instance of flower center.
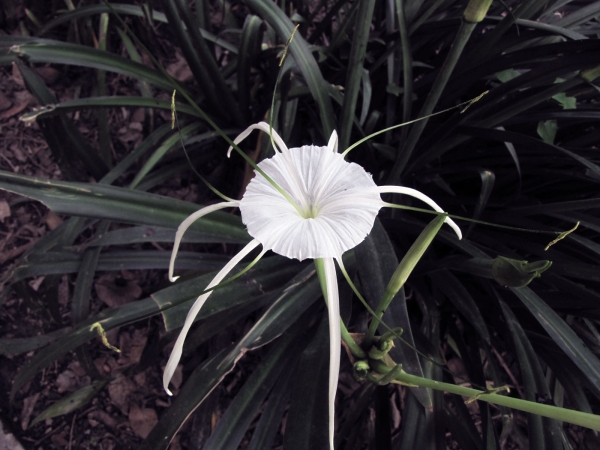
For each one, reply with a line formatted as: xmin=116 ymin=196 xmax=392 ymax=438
xmin=302 ymin=203 xmax=320 ymax=219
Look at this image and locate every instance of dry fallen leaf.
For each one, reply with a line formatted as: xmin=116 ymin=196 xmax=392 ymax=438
xmin=0 ymin=91 xmax=33 ymax=120
xmin=87 ymin=410 xmax=119 ymax=429
xmin=128 ymin=404 xmax=158 ymax=439
xmin=45 ymin=211 xmax=63 ymax=230
xmin=130 ymin=107 xmax=145 ymax=123
xmin=11 ymin=63 xmax=24 ymax=87
xmin=56 ymin=370 xmax=79 ymax=393
xmin=0 ymin=200 xmax=10 ymax=222
xmin=35 ymin=67 xmax=60 ymax=85
xmin=108 ymin=375 xmax=137 ymax=415
xmin=50 ymin=431 xmax=69 ymax=447
xmin=95 ymin=273 xmax=142 ymax=308
xmin=166 ymin=52 xmax=193 ymax=82
xmin=20 ymin=393 xmax=40 ymax=430
xmin=0 ymin=91 xmax=12 ymax=111
xmin=68 ymin=361 xmax=86 ymax=378
xmin=117 ymin=329 xmax=147 ymax=367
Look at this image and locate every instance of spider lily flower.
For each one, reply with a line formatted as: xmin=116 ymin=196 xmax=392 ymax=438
xmin=163 ymin=121 xmax=462 ymax=448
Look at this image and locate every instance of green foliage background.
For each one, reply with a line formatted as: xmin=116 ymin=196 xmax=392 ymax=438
xmin=1 ymin=0 xmax=600 ymax=448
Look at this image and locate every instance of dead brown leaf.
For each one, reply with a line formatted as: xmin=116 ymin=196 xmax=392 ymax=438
xmin=68 ymin=361 xmax=86 ymax=378
xmin=58 ymin=275 xmax=70 ymax=306
xmin=9 ymin=144 xmax=27 ymax=163
xmin=0 ymin=91 xmax=33 ymax=120
xmin=87 ymin=410 xmax=119 ymax=429
xmin=95 ymin=273 xmax=142 ymax=308
xmin=56 ymin=370 xmax=79 ymax=393
xmin=50 ymin=430 xmax=69 ymax=447
xmin=20 ymin=392 xmax=40 ymax=430
xmin=117 ymin=329 xmax=147 ymax=367
xmin=128 ymin=404 xmax=158 ymax=439
xmin=35 ymin=67 xmax=60 ymax=85
xmin=0 ymin=91 xmax=12 ymax=111
xmin=107 ymin=375 xmax=137 ymax=415
xmin=166 ymin=52 xmax=193 ymax=83
xmin=45 ymin=211 xmax=63 ymax=230
xmin=130 ymin=107 xmax=145 ymax=124
xmin=11 ymin=63 xmax=24 ymax=87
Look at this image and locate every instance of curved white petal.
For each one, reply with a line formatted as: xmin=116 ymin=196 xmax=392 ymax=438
xmin=240 ymin=146 xmax=382 ymax=260
xmin=163 ymin=239 xmax=261 ymax=395
xmin=323 ymin=257 xmax=340 ymax=450
xmin=169 ymin=201 xmax=239 ymax=282
xmin=377 ymin=186 xmax=462 ymax=239
xmin=226 ymin=121 xmax=288 ymax=157
xmin=327 ymin=130 xmax=338 ymax=153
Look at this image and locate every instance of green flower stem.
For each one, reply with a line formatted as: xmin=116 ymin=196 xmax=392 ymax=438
xmin=364 ymin=214 xmax=446 ymax=348
xmin=335 ymin=260 xmax=405 ymax=345
xmin=370 ymin=360 xmax=600 ymax=431
xmin=341 ymin=320 xmax=367 ymax=359
xmin=463 ymin=0 xmax=493 ymax=23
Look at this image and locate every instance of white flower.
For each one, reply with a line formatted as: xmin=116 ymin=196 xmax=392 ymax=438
xmin=163 ymin=122 xmax=462 ymax=449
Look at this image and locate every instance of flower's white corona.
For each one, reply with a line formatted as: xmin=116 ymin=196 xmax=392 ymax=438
xmin=164 ymin=122 xmax=462 ymax=450
xmin=240 ymin=144 xmax=382 ymax=260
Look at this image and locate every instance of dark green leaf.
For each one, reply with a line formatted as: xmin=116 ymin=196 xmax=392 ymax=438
xmin=511 ymin=286 xmax=600 ymax=393
xmin=30 ymin=380 xmax=107 ymax=427
xmin=283 ymin=315 xmax=330 ymax=450
xmin=0 ymin=170 xmax=249 ymax=243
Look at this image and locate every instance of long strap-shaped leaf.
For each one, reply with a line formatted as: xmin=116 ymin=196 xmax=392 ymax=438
xmin=138 ymin=264 xmax=323 ymax=449
xmin=510 ymin=286 xmax=600 ymax=394
xmin=36 ymin=3 xmax=237 ymax=53
xmin=244 ymin=0 xmax=335 ymax=137
xmin=338 ymin=0 xmax=377 ymax=151
xmin=4 ymin=39 xmax=175 ymax=91
xmin=0 ymin=170 xmax=248 ymax=242
xmin=9 ymin=257 xmax=305 ymax=401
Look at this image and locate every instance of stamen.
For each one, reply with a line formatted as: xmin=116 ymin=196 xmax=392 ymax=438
xmin=227 ymin=122 xmax=288 ymax=157
xmin=377 ymin=186 xmax=462 ymax=239
xmin=169 ymin=201 xmax=240 ymax=282
xmin=164 ymin=239 xmax=262 ymax=395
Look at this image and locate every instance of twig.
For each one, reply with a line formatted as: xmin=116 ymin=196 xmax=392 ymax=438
xmin=492 ymin=347 xmax=524 ymax=398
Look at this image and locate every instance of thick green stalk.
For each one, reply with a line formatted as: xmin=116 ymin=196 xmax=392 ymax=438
xmin=393 ymin=368 xmax=600 ymax=432
xmin=338 ymin=0 xmax=377 ymax=152
xmin=341 ymin=321 xmax=367 ymax=359
xmin=364 ymin=214 xmax=446 ymax=347
xmin=388 ymin=0 xmax=492 ymax=183
xmin=465 ymin=0 xmax=551 ymax=68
